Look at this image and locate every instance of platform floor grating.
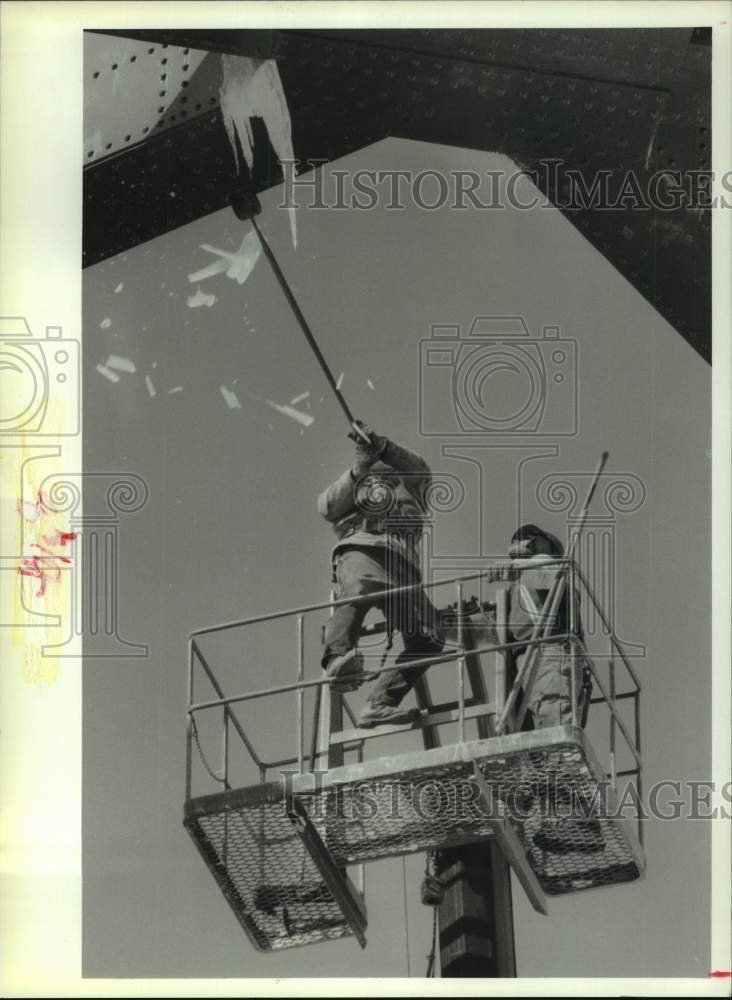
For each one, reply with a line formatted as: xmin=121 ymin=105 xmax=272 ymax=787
xmin=184 ymin=726 xmax=645 ymax=951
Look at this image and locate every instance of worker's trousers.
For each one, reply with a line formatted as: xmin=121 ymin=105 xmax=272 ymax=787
xmin=517 ymin=640 xmax=591 ymax=729
xmin=322 ymin=546 xmax=444 ymax=707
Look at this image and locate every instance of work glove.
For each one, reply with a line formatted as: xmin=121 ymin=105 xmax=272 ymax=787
xmin=349 ymin=421 xmax=386 ymax=476
xmin=484 ymin=560 xmax=516 ymax=583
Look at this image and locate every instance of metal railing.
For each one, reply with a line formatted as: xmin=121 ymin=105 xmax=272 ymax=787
xmin=185 ymin=556 xmax=643 ymax=841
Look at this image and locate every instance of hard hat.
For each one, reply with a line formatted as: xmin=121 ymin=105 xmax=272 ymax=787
xmin=511 ymin=523 xmax=564 ymax=556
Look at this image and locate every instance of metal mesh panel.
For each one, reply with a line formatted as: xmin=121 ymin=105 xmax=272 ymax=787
xmin=299 ymin=743 xmax=642 ymax=894
xmin=185 ymin=729 xmax=643 ymax=952
xmin=185 ymin=796 xmax=354 ymax=951
xmin=474 ymin=743 xmax=643 ymax=894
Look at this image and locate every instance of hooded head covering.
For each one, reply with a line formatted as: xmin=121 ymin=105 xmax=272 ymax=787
xmin=510 ymin=523 xmax=564 ymax=556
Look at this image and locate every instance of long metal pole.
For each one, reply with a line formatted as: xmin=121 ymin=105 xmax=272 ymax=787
xmin=456 ymin=583 xmax=466 ymax=743
xmin=569 ymin=558 xmax=578 ymax=726
xmin=185 ymin=638 xmax=194 ymax=800
xmin=251 ymin=216 xmax=370 ymax=443
xmin=609 ymin=657 xmax=617 ymax=790
xmin=297 ymin=614 xmax=305 ymax=774
xmin=494 ymin=588 xmax=509 ymax=718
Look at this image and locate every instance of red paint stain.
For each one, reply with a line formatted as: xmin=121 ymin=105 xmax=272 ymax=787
xmin=17 ymin=491 xmax=77 ymax=597
xmin=709 ymin=970 xmax=732 ymax=978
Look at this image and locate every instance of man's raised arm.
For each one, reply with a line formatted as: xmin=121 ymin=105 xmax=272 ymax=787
xmin=317 ymin=468 xmax=356 ymax=522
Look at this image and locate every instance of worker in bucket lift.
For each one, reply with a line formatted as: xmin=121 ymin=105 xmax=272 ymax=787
xmin=318 ymin=422 xmax=444 ymax=727
xmin=505 ymin=523 xmax=591 ymax=731
xmin=494 ymin=523 xmax=603 ymax=853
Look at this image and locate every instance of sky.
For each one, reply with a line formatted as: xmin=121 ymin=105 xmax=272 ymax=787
xmin=81 ymin=136 xmax=711 ymax=978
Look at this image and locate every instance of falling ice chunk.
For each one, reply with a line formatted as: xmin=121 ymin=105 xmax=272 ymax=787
xmin=336 ymin=372 xmax=344 ymax=391
xmin=96 ymin=364 xmax=119 ymax=383
xmin=106 ymin=355 xmax=136 ymax=374
xmin=168 ymin=386 xmax=183 ymax=395
xmin=366 ymin=379 xmax=375 ymax=390
xmin=220 ymin=386 xmax=242 ymax=410
xmin=145 ymin=375 xmax=156 ymax=398
xmin=220 ymin=56 xmax=298 ymax=249
xmin=187 ymin=288 xmax=217 ymax=309
xmin=199 ymin=231 xmax=261 ymax=286
xmin=99 ymin=318 xmax=111 ymax=329
xmin=114 ymin=283 xmax=124 ymax=293
xmin=266 ymin=400 xmax=314 ymax=428
xmin=228 ymin=232 xmax=262 ymax=284
xmin=188 ymin=258 xmax=230 ymax=284
xmin=289 ymin=391 xmax=310 ymax=405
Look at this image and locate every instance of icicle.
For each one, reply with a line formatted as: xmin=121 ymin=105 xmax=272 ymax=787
xmin=219 ymin=55 xmax=298 ymax=249
xmin=289 ymin=391 xmax=310 ymax=405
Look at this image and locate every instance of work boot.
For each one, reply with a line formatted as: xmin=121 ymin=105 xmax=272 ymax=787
xmin=533 ymin=817 xmax=605 ymax=854
xmin=357 ymin=702 xmax=419 ymax=728
xmin=325 ymin=649 xmax=365 ymax=692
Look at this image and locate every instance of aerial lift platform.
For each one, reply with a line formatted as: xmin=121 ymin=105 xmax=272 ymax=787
xmin=183 ymin=553 xmax=644 ymax=954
